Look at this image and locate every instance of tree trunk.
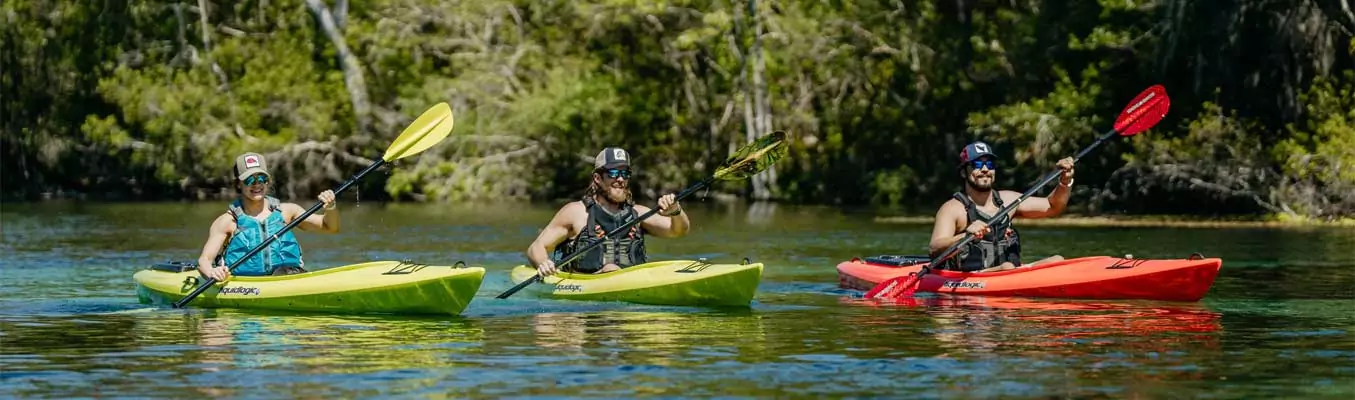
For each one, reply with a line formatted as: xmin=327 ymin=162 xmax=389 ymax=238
xmin=197 ymin=0 xmax=230 ymax=90
xmin=334 ymin=0 xmax=348 ymax=31
xmin=172 ymin=3 xmax=190 ymax=67
xmin=1313 ymin=0 xmax=1355 ymax=35
xmin=305 ymin=0 xmax=372 ymax=136
xmin=741 ymin=0 xmax=774 ymax=200
xmin=752 ymin=0 xmax=776 ymax=200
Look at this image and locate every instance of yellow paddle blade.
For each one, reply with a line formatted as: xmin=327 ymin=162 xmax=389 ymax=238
xmin=713 ymin=131 xmax=788 ymax=181
xmin=382 ymin=102 xmax=456 ymax=162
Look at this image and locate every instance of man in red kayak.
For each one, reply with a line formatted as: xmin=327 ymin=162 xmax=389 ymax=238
xmin=928 ymin=141 xmax=1075 ymax=272
xmin=194 ymin=152 xmax=341 ymax=281
xmin=526 ymin=147 xmax=690 ymax=276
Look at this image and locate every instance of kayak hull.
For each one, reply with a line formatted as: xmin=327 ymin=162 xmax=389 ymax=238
xmin=134 ymin=261 xmax=486 ymax=315
xmin=837 ymin=255 xmax=1221 ymax=302
xmin=509 ymin=260 xmax=763 ymax=307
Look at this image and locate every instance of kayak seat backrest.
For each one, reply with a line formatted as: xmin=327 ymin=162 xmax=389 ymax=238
xmin=151 ymin=261 xmax=198 ymax=272
xmin=863 ymin=255 xmax=930 ymax=267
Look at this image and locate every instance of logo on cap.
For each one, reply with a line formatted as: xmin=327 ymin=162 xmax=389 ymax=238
xmin=613 ymin=149 xmax=627 ymax=161
xmin=973 ymin=143 xmax=989 ymax=154
xmin=244 ymin=155 xmax=261 ymax=168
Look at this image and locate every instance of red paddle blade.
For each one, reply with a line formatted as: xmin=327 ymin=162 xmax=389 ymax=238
xmin=864 ymin=274 xmax=921 ymax=299
xmin=1113 ymin=85 xmax=1171 ymax=136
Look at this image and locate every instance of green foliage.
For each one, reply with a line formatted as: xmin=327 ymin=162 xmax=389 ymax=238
xmin=870 ymin=166 xmax=917 ymax=208
xmin=1277 ymin=73 xmax=1355 ymax=182
xmin=966 ymin=66 xmax=1102 ymax=169
xmin=1106 ymin=101 xmax=1281 ymax=216
xmin=1272 ymin=73 xmax=1355 ymax=218
xmin=3 ymin=0 xmax=1353 ymax=218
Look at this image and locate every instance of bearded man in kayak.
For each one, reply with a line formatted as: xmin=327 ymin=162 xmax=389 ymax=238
xmin=527 ymin=147 xmax=690 ymax=276
xmin=194 ymin=152 xmax=340 ymax=281
xmin=929 ymin=141 xmax=1075 ymax=272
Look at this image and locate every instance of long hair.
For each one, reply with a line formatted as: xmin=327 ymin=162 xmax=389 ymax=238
xmin=583 ymin=170 xmax=633 ymax=205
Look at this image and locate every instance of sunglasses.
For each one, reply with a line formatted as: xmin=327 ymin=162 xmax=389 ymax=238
xmin=601 ymin=168 xmax=632 ymax=179
xmin=243 ymin=174 xmax=270 ymax=186
xmin=969 ymin=160 xmax=997 ymax=171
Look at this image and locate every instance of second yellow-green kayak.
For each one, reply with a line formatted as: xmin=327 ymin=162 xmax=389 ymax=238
xmin=508 ymin=260 xmax=763 ymax=307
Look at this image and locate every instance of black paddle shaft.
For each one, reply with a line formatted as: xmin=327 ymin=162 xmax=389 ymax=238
xmin=171 ymin=159 xmax=388 ymax=308
xmin=921 ymin=128 xmax=1119 ymax=275
xmin=496 ymin=176 xmax=717 ymax=299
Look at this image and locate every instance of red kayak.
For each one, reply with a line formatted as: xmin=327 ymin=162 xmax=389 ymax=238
xmin=837 ymin=254 xmax=1222 ymax=302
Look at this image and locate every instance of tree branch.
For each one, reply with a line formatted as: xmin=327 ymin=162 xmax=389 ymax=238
xmin=334 ymin=0 xmax=348 ymax=31
xmin=196 ymin=0 xmax=230 ymax=91
xmin=305 ymin=0 xmax=373 ymax=136
xmin=1314 ymin=0 xmax=1355 ymax=36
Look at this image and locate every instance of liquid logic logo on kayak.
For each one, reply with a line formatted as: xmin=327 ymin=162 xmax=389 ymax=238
xmin=220 ymin=286 xmax=261 ymax=296
xmin=942 ymin=281 xmax=985 ymax=290
xmin=556 ymin=284 xmax=584 ymax=293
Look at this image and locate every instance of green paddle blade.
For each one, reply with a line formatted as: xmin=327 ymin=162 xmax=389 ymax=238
xmin=713 ymin=131 xmax=788 ymax=181
xmin=382 ymin=103 xmax=456 ymax=162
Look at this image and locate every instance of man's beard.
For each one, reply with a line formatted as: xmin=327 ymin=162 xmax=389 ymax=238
xmin=965 ymin=174 xmax=993 ymax=192
xmin=601 ymin=184 xmax=630 ymax=204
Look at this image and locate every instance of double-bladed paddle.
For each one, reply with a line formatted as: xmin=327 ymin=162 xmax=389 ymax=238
xmin=496 ymin=131 xmax=791 ymax=299
xmin=172 ymin=103 xmax=458 ymax=308
xmin=865 ymin=85 xmax=1172 ymax=300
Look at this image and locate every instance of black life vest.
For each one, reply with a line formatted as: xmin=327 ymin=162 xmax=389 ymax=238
xmin=556 ymin=197 xmax=647 ymax=273
xmin=938 ymin=192 xmax=1022 ymax=271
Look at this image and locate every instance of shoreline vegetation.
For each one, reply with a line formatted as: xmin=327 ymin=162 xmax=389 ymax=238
xmin=5 ymin=192 xmax=1351 ymax=228
xmin=875 ymin=215 xmax=1355 ymax=228
xmin=3 ymin=1 xmax=1351 ymax=220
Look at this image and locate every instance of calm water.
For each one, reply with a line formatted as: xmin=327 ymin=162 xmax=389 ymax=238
xmin=1 ymin=201 xmax=1352 ymax=398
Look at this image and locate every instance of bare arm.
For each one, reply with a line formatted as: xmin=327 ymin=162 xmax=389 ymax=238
xmin=196 ymin=214 xmax=235 ymax=280
xmin=292 ymin=190 xmax=339 ymax=233
xmin=928 ymin=200 xmax=968 ymax=256
xmin=635 ymin=206 xmax=691 ymax=238
xmin=1016 ymin=157 xmax=1075 ymax=219
xmin=527 ymin=202 xmax=582 ymax=267
xmin=637 ymin=193 xmax=690 ymax=238
xmin=1014 ymin=181 xmax=1071 ymax=219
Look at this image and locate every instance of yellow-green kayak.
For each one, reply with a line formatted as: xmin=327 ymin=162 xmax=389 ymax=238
xmin=134 ymin=260 xmax=485 ymax=315
xmin=508 ymin=260 xmax=763 ymax=307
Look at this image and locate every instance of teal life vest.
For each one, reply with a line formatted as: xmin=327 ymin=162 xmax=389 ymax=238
xmin=221 ymin=196 xmax=304 ymax=276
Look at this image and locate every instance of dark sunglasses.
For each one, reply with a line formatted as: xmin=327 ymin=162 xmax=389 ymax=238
xmin=601 ymin=168 xmax=632 ymax=179
xmin=243 ymin=174 xmax=270 ymax=186
xmin=969 ymin=160 xmax=997 ymax=171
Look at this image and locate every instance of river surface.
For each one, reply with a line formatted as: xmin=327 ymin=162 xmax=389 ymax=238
xmin=2 ymin=201 xmax=1352 ymax=398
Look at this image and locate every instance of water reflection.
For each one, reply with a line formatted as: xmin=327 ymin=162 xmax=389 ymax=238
xmin=843 ymin=296 xmax=1221 ymax=347
xmin=190 ymin=310 xmax=484 ymax=369
xmin=834 ymin=296 xmax=1229 ymax=397
xmin=527 ymin=311 xmax=769 ymax=366
xmin=530 ymin=312 xmax=590 ymax=352
xmin=0 ymin=309 xmax=486 ymax=398
xmin=745 ymin=201 xmax=778 ymax=225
